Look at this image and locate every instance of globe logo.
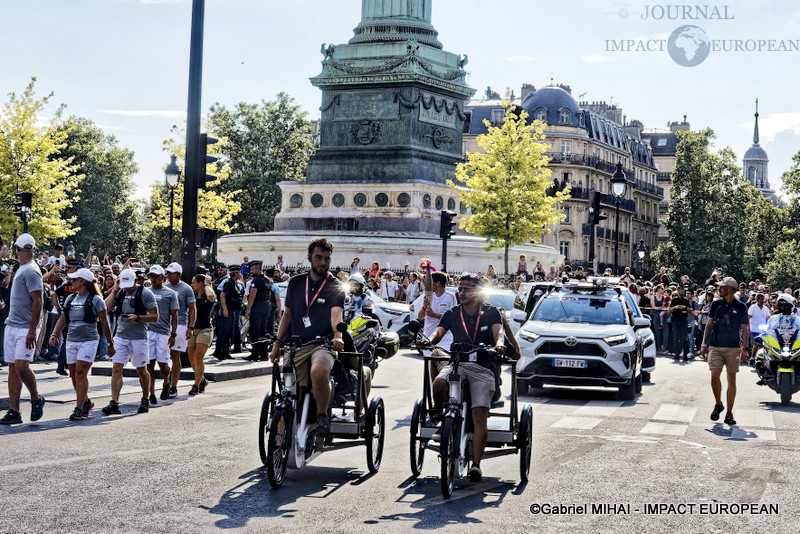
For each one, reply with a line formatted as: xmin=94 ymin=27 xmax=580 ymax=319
xmin=619 ymin=8 xmax=629 ymax=19
xmin=667 ymin=25 xmax=711 ymax=67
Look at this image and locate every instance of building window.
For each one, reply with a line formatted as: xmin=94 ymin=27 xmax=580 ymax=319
xmin=657 ymin=138 xmax=668 ymax=147
xmin=535 ymin=108 xmax=547 ymax=122
xmin=748 ymin=166 xmax=757 ymax=183
xmin=559 ymin=109 xmax=571 ymax=124
xmin=561 ymin=140 xmax=571 ymax=154
xmin=563 ymin=207 xmax=571 ymax=224
xmin=491 ymin=108 xmax=504 ymax=124
xmin=560 ymin=241 xmax=570 ymax=260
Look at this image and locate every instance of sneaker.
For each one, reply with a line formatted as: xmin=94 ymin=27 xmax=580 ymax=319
xmin=56 ymin=369 xmax=68 ymax=376
xmin=315 ymin=414 xmax=330 ymax=436
xmin=198 ymin=378 xmax=208 ymax=393
xmin=137 ymin=398 xmax=150 ymax=414
xmin=468 ymin=464 xmax=483 ymax=482
xmin=160 ymin=381 xmax=171 ymax=401
xmin=710 ymin=404 xmax=724 ymax=421
xmin=81 ymin=399 xmax=94 ymax=418
xmin=756 ymin=379 xmax=767 ymax=386
xmin=102 ymin=400 xmax=121 ymax=416
xmin=69 ymin=407 xmax=84 ymax=421
xmin=168 ymin=386 xmax=178 ymax=399
xmin=30 ymin=395 xmax=45 ymax=422
xmin=189 ymin=385 xmax=200 ymax=396
xmin=724 ymin=411 xmax=736 ymax=425
xmin=149 ymin=393 xmax=158 ymax=405
xmin=0 ymin=409 xmax=22 ymax=425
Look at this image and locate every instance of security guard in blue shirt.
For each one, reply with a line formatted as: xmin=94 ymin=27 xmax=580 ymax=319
xmin=244 ymin=261 xmax=281 ymax=360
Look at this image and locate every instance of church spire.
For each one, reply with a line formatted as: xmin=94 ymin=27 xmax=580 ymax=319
xmin=753 ymin=98 xmax=760 ymax=146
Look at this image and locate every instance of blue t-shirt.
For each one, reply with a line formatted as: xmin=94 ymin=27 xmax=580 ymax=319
xmin=708 ymin=297 xmax=748 ymax=348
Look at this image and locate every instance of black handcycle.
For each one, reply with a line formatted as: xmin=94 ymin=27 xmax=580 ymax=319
xmin=408 ymin=321 xmax=533 ymax=498
xmin=256 ymin=323 xmax=385 ymax=488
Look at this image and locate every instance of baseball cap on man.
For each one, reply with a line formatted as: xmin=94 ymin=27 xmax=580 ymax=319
xmin=68 ymin=268 xmax=95 ymax=282
xmin=148 ymin=264 xmax=165 ymax=276
xmin=14 ymin=234 xmax=35 ymax=249
xmin=119 ymin=269 xmax=137 ymax=289
xmin=165 ymin=262 xmax=182 ymax=274
xmin=716 ymin=277 xmax=738 ymax=289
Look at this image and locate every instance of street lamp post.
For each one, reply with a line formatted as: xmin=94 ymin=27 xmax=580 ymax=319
xmin=164 ymin=154 xmax=182 ymax=263
xmin=637 ymin=239 xmax=647 ymax=279
xmin=611 ymin=162 xmax=627 ymax=275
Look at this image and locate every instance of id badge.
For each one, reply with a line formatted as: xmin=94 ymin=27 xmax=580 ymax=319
xmin=302 ymin=315 xmax=312 ymax=328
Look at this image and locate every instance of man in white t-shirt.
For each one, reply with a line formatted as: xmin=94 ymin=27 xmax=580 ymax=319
xmin=748 ymin=293 xmax=771 ymax=361
xmin=380 ymin=271 xmax=400 ymax=302
xmin=418 ymin=272 xmax=457 ymax=385
xmin=47 ymin=244 xmax=66 ymax=270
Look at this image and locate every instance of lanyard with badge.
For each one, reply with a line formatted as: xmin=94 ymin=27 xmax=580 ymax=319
xmin=303 ymin=273 xmax=330 ymax=328
xmin=459 ymin=306 xmax=483 ymax=362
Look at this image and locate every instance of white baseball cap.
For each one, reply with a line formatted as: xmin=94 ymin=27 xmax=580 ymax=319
xmin=165 ymin=262 xmax=183 ymax=274
xmin=148 ymin=264 xmax=165 ymax=276
xmin=68 ymin=268 xmax=95 ymax=282
xmin=119 ymin=269 xmax=137 ymax=289
xmin=14 ymin=233 xmax=35 ymax=250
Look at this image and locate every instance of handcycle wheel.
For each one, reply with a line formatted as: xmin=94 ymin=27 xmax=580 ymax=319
xmin=258 ymin=394 xmax=272 ymax=465
xmin=365 ymin=397 xmax=385 ymax=472
xmin=439 ymin=417 xmax=458 ymax=499
xmin=409 ymin=399 xmax=425 ymax=478
xmin=518 ymin=406 xmax=533 ymax=482
xmin=266 ymin=407 xmax=292 ymax=488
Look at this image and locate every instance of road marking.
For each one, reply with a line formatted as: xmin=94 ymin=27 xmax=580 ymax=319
xmin=550 ymin=400 xmax=624 ymax=430
xmin=730 ymin=409 xmax=776 ymax=440
xmin=551 ymin=416 xmax=603 ymax=429
xmin=640 ymin=404 xmax=696 ymax=436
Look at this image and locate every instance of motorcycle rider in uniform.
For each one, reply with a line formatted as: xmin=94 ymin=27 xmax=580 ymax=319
xmin=756 ymin=294 xmax=800 ymax=385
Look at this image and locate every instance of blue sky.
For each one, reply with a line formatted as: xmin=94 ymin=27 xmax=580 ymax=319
xmin=3 ymin=0 xmax=799 ymax=199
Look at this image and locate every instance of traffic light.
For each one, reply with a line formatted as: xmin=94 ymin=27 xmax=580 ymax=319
xmin=589 ymin=191 xmax=607 ymax=225
xmin=439 ymin=210 xmax=457 ymax=239
xmin=199 ymin=133 xmax=218 ymax=189
xmin=13 ymin=191 xmax=32 ymax=230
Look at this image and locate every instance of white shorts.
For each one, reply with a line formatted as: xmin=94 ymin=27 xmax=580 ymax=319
xmin=147 ymin=331 xmax=171 ymax=363
xmin=171 ymin=325 xmax=188 ymax=352
xmin=66 ymin=340 xmax=99 ymax=365
xmin=3 ymin=325 xmax=41 ymax=363
xmin=112 ymin=337 xmax=149 ymax=368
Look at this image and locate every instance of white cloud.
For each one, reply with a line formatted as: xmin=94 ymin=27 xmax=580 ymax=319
xmin=96 ymin=109 xmax=185 ymax=118
xmin=96 ymin=124 xmax=128 ymax=131
xmin=582 ymin=55 xmax=612 ymax=63
xmin=738 ymin=111 xmax=800 ymax=143
xmin=132 ymin=185 xmax=154 ymax=201
xmin=504 ymin=56 xmax=538 ymax=63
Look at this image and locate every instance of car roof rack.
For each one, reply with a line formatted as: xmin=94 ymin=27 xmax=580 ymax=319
xmin=557 ymin=277 xmax=622 ymax=296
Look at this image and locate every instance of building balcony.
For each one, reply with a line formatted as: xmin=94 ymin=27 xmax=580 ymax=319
xmin=656 ymin=172 xmax=671 ymax=183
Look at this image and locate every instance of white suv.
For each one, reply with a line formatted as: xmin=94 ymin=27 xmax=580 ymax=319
xmin=514 ymin=280 xmax=650 ymax=400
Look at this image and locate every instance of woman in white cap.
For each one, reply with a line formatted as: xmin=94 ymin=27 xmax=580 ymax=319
xmin=48 ymin=268 xmax=115 ymax=421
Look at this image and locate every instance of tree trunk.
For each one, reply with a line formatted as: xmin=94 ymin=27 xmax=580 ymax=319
xmin=504 ymin=243 xmax=509 ymax=276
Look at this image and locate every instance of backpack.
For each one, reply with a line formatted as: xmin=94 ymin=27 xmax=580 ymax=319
xmin=63 ymin=293 xmax=99 ymax=325
xmin=114 ymin=285 xmax=146 ymax=317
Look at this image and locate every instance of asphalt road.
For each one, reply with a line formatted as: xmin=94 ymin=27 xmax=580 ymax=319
xmin=1 ymin=349 xmax=799 ymax=533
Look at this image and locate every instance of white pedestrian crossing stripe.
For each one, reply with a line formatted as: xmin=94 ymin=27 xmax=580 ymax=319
xmin=551 ymin=400 xmax=623 ymax=430
xmin=640 ymin=404 xmax=697 ymax=436
xmin=730 ymin=409 xmax=776 ymax=440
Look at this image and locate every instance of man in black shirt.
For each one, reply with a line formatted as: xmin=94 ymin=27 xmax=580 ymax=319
xmin=216 ymin=265 xmax=243 ymax=360
xmin=668 ymin=286 xmax=691 ymax=360
xmin=270 ymin=238 xmax=345 ymax=438
xmin=425 ymin=275 xmax=506 ymax=483
xmin=244 ymin=261 xmax=277 ymax=361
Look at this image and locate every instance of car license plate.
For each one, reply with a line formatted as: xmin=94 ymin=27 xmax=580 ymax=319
xmin=553 ymin=358 xmax=587 ymax=369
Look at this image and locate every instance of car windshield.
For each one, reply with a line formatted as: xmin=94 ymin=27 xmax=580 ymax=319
xmin=533 ymin=295 xmax=626 ymax=325
xmin=483 ymin=291 xmax=516 ymax=311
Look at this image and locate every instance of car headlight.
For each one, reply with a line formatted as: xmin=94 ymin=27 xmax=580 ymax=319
xmin=604 ymin=334 xmax=629 ymax=346
xmin=519 ymin=329 xmax=540 ymax=343
xmin=383 ymin=308 xmax=405 ymax=316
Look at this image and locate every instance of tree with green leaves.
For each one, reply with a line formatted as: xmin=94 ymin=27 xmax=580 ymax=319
xmin=450 ymin=95 xmax=567 ymax=274
xmin=207 ymin=93 xmax=313 ymax=233
xmin=56 ymin=116 xmax=139 ymax=258
xmin=651 ymin=128 xmax=765 ymax=283
xmin=0 ymin=78 xmax=80 ymax=241
xmin=762 ymin=240 xmax=800 ymax=291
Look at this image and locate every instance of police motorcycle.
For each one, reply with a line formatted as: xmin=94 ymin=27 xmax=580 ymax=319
xmin=407 ymin=320 xmax=532 ymax=499
xmin=341 ymin=273 xmax=400 ymax=379
xmin=256 ymin=326 xmax=385 ymax=488
xmin=753 ymin=294 xmax=800 ymax=406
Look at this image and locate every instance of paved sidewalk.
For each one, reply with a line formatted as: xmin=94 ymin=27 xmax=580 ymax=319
xmin=0 ymin=351 xmax=271 ymax=409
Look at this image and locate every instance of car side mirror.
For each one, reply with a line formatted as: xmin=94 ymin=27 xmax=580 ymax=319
xmin=633 ymin=316 xmax=651 ymax=331
xmin=514 ymin=316 xmax=525 ymax=324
